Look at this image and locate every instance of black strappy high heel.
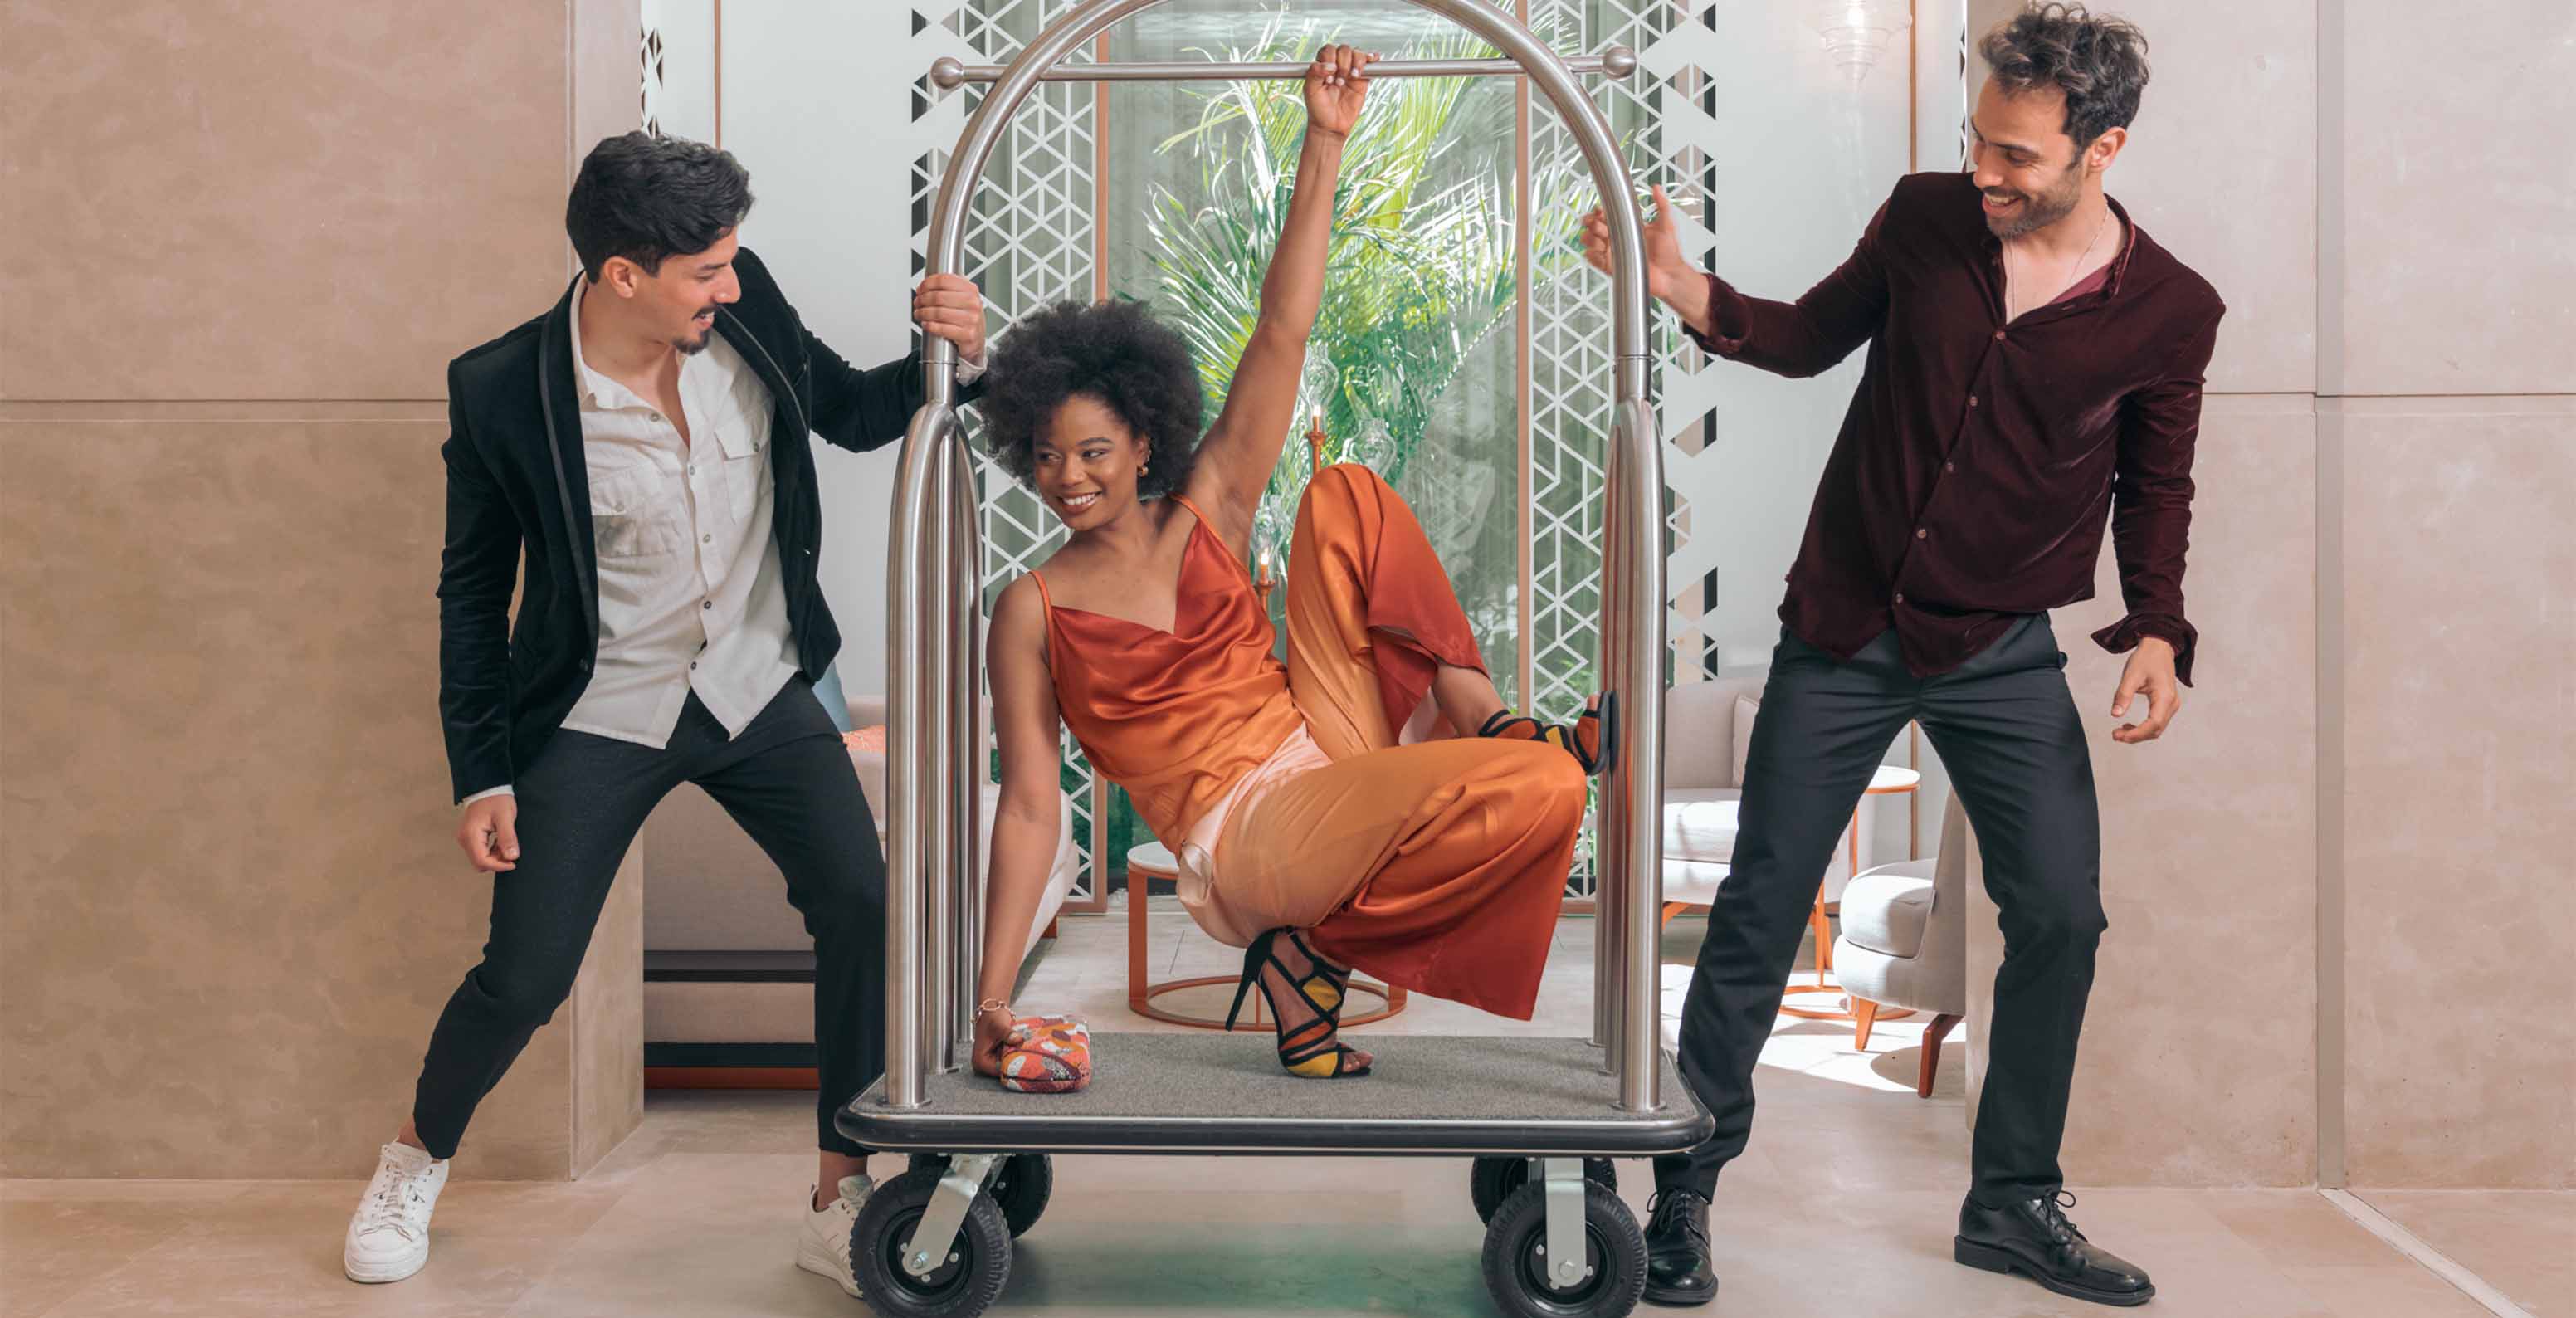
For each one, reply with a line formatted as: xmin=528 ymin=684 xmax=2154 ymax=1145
xmin=1476 ymin=690 xmax=1619 ymax=777
xmin=1224 ymin=927 xmax=1373 ymax=1079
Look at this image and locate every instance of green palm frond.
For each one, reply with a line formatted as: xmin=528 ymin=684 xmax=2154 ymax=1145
xmin=1129 ymin=12 xmax=1614 ymax=562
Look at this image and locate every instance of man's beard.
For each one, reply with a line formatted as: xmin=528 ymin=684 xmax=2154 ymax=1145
xmin=1984 ymin=161 xmax=2085 ymax=238
xmin=674 ymin=308 xmax=718 ymax=355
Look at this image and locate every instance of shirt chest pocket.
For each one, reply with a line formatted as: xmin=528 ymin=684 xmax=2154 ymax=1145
xmin=714 ymin=384 xmax=771 ymax=524
xmin=587 ymin=465 xmax=685 ymax=561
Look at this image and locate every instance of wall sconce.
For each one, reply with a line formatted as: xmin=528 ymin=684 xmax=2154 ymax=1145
xmin=1810 ymin=0 xmax=1912 ymax=84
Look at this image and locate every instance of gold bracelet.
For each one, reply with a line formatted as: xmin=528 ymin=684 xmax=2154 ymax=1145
xmin=975 ymin=998 xmax=1011 ymax=1019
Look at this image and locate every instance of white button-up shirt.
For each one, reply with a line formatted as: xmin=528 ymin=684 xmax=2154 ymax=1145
xmin=561 ymin=283 xmax=804 ymax=749
xmin=461 ymin=287 xmax=801 ymax=805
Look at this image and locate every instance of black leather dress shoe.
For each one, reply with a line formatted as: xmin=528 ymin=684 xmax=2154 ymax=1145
xmin=1642 ymin=1189 xmax=1718 ymax=1306
xmin=1955 ymin=1192 xmax=2155 ymax=1306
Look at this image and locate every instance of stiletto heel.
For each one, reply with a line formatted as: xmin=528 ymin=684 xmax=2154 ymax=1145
xmin=1223 ymin=930 xmax=1278 ymax=1032
xmin=1226 ymin=926 xmax=1372 ymax=1079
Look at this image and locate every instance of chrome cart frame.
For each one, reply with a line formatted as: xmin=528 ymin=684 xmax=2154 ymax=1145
xmin=840 ymin=3 xmax=1701 ymax=1315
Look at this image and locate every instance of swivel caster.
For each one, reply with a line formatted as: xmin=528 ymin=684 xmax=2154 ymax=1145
xmin=907 ymin=1152 xmax=1052 ymax=1237
xmin=1479 ymin=1173 xmax=1646 ymax=1318
xmin=850 ymin=1166 xmax=1012 ymax=1317
xmin=1469 ymin=1154 xmax=1617 ymax=1224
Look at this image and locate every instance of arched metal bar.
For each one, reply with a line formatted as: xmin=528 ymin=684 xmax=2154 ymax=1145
xmin=926 ymin=46 xmax=1640 ymax=87
xmin=887 ymin=0 xmax=1666 ymax=1113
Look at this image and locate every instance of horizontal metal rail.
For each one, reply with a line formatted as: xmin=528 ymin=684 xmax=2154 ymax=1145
xmin=928 ymin=46 xmax=1637 ymax=88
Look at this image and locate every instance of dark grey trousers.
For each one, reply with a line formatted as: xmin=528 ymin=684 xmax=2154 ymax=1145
xmin=411 ymin=675 xmax=883 ymax=1159
xmin=1656 ymin=615 xmax=2106 ymax=1207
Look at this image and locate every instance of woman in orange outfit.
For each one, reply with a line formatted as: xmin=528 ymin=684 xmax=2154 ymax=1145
xmin=968 ymin=46 xmax=1607 ymax=1082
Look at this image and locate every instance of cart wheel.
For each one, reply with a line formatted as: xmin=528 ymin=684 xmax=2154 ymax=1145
xmin=1469 ymin=1156 xmax=1617 ymax=1225
xmin=907 ymin=1153 xmax=1052 ymax=1237
xmin=850 ymin=1168 xmax=1011 ymax=1318
xmin=1480 ymin=1179 xmax=1646 ymax=1318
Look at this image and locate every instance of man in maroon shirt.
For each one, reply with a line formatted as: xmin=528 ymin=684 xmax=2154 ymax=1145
xmin=1584 ymin=4 xmax=2220 ymax=1307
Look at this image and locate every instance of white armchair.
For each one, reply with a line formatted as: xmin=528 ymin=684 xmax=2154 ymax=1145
xmin=1832 ymin=794 xmax=1970 ymax=1097
xmin=1660 ymin=677 xmax=1875 ymax=944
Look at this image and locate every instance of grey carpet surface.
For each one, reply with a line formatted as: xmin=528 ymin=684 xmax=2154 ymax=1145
xmin=889 ymin=1034 xmax=1686 ymax=1125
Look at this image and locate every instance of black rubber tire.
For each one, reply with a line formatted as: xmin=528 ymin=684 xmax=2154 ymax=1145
xmin=849 ymin=1167 xmax=1012 ymax=1318
xmin=905 ymin=1154 xmax=1052 ymax=1238
xmin=1479 ymin=1179 xmax=1647 ymax=1318
xmin=1469 ymin=1156 xmax=1618 ymax=1225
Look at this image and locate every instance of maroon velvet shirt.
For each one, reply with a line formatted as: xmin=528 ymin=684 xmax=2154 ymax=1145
xmin=1687 ymin=171 xmax=2224 ymax=684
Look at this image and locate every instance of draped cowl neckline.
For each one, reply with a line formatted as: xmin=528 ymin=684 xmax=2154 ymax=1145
xmin=1032 ymin=498 xmax=1305 ymax=854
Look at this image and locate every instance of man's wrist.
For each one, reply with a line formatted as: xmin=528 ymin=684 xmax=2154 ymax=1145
xmin=1664 ymin=266 xmax=1714 ymax=334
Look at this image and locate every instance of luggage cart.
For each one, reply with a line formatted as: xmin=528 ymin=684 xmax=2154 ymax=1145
xmin=849 ymin=3 xmax=1703 ymax=1314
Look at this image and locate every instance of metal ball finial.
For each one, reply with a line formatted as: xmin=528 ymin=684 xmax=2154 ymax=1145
xmin=929 ymin=56 xmax=965 ymax=90
xmin=1600 ymin=46 xmax=1638 ymax=80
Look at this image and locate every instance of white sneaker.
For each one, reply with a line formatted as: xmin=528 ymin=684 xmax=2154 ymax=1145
xmin=796 ymin=1173 xmax=875 ymax=1298
xmin=343 ymin=1140 xmax=448 ymax=1283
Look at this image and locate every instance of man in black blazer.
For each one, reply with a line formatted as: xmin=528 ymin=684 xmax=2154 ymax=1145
xmin=342 ymin=133 xmax=986 ymax=1297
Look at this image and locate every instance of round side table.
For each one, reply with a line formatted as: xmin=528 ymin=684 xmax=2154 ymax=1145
xmin=1778 ymin=764 xmax=1921 ymax=1023
xmin=1124 ymin=840 xmax=1405 ymax=1030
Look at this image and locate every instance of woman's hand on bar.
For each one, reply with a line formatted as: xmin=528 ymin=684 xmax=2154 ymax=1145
xmin=1303 ymin=44 xmax=1376 ymax=140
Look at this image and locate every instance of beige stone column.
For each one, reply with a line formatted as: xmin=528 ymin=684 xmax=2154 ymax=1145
xmin=0 ymin=0 xmax=643 ymax=1181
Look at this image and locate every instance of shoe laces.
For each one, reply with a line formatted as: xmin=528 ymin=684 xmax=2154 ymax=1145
xmin=1646 ymin=1190 xmax=1710 ymax=1247
xmin=359 ymin=1163 xmax=435 ymax=1240
xmin=2035 ymin=1189 xmax=2086 ymax=1245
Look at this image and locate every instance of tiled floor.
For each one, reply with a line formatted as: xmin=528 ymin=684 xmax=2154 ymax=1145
xmin=2 ymin=907 xmax=2550 ymax=1317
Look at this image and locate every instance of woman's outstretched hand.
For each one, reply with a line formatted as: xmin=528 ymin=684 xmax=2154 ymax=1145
xmin=1304 ymin=44 xmax=1376 ymax=139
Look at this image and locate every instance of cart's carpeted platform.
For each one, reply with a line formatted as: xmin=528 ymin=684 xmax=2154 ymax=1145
xmin=838 ymin=1033 xmax=1709 ymax=1156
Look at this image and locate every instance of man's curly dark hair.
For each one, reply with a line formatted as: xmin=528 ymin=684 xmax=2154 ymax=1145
xmin=1981 ymin=3 xmax=2151 ymax=150
xmin=977 ymin=299 xmax=1205 ymax=501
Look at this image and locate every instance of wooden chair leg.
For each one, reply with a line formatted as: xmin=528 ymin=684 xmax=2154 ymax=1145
xmin=1918 ymin=1013 xmax=1962 ymax=1098
xmin=1851 ymin=997 xmax=1881 ymax=1051
xmin=1807 ymin=901 xmax=1834 ymax=985
xmin=1042 ymin=917 xmax=1061 ymax=940
xmin=1661 ymin=901 xmax=1690 ymax=930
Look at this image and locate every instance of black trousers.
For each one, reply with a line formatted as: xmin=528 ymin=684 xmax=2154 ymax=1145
xmin=1656 ymin=615 xmax=2105 ymax=1207
xmin=411 ymin=676 xmax=883 ymax=1159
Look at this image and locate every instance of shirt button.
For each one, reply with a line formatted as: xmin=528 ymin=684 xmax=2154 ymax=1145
xmin=1915 ymin=527 xmax=1929 ymax=539
xmin=1993 ymin=330 xmax=2006 ymax=341
xmin=1967 ymin=394 xmax=1979 ymax=408
xmin=702 ymin=533 xmax=712 ymax=544
xmin=1893 ymin=593 xmax=1905 ymax=604
xmin=690 ymin=661 xmax=699 ymax=671
xmin=702 ymin=600 xmax=713 ymax=610
xmin=1945 ymin=461 xmax=1957 ymax=473
xmin=650 ymin=412 xmax=662 ymax=423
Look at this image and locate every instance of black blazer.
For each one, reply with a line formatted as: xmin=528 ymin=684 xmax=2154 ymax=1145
xmin=435 ymin=247 xmax=978 ymax=803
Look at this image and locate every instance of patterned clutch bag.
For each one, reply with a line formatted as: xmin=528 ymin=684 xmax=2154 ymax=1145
xmin=997 ymin=1014 xmax=1092 ymax=1094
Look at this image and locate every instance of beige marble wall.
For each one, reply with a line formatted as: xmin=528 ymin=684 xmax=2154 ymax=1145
xmin=0 ymin=2 xmax=572 ymax=401
xmin=0 ymin=0 xmax=642 ymax=1181
xmin=2335 ymin=0 xmax=2576 ymax=395
xmin=1966 ymin=399 xmax=2321 ymax=1187
xmin=2337 ymin=400 xmax=2576 ymax=1189
xmin=2088 ymin=0 xmax=2317 ymax=394
xmin=2330 ymin=0 xmax=2576 ymax=1188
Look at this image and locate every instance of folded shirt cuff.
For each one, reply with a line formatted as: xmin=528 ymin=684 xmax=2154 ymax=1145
xmin=2091 ymin=613 xmax=2197 ymax=687
xmin=1680 ymin=272 xmax=1755 ymax=358
xmin=461 ymin=783 xmax=515 ymax=806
